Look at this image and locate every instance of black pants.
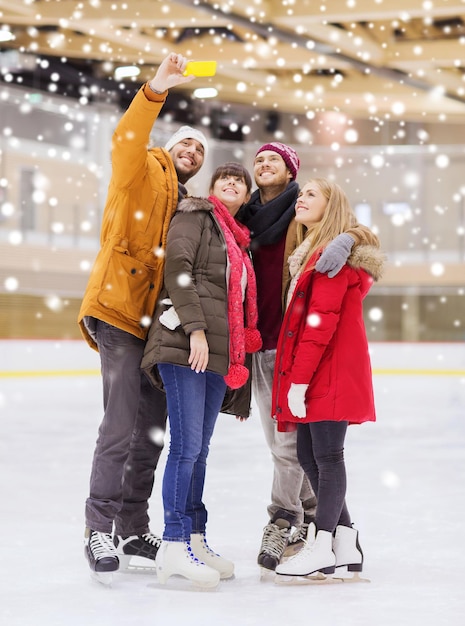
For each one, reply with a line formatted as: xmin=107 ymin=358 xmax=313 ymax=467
xmin=296 ymin=420 xmax=351 ymax=533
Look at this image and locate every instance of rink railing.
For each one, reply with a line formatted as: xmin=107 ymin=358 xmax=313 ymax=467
xmin=2 ymin=340 xmax=465 ymax=378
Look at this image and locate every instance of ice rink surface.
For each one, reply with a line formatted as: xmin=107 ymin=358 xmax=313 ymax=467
xmin=1 ymin=340 xmax=465 ymax=626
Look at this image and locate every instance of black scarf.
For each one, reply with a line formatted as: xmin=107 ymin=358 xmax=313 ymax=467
xmin=237 ymin=181 xmax=299 ymax=249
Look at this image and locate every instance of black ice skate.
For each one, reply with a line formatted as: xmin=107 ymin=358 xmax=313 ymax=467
xmin=114 ymin=532 xmax=162 ymax=570
xmin=257 ymin=515 xmax=291 ymax=573
xmin=84 ymin=528 xmax=119 ymax=586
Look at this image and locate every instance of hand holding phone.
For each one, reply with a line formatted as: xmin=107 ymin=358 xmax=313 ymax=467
xmin=183 ymin=61 xmax=217 ymax=77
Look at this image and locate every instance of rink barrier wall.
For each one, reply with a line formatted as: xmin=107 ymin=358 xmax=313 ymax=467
xmin=2 ymin=340 xmax=465 ymax=379
xmin=2 ymin=369 xmax=465 ymax=378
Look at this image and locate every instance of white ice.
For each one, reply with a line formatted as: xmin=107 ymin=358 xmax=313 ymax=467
xmin=1 ymin=340 xmax=464 ymax=626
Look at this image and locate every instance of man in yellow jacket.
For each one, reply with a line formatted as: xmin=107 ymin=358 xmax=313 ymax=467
xmin=78 ymin=52 xmax=209 ymax=582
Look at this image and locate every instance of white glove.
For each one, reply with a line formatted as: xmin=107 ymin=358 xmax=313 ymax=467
xmin=159 ymin=299 xmax=181 ymax=330
xmin=287 ymin=383 xmax=308 ymax=418
xmin=315 ymin=233 xmax=355 ymax=278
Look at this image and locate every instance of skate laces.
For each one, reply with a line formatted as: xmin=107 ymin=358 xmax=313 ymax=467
xmin=141 ymin=532 xmax=162 ymax=549
xmin=186 ymin=541 xmax=204 ymax=565
xmin=199 ymin=535 xmax=219 ymax=557
xmin=89 ymin=531 xmax=117 ymax=560
xmin=260 ymin=523 xmax=289 ymax=559
xmin=288 ymin=528 xmax=318 ymax=561
xmin=289 ymin=522 xmax=309 ymax=545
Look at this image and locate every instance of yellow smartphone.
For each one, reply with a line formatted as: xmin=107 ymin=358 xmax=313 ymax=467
xmin=183 ymin=61 xmax=217 ymax=77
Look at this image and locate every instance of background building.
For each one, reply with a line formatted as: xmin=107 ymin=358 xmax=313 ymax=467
xmin=1 ymin=1 xmax=464 ymax=341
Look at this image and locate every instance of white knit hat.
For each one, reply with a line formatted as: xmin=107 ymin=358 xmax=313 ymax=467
xmin=164 ymin=125 xmax=208 ymax=157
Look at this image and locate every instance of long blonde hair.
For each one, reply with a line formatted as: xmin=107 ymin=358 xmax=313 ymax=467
xmin=296 ymin=178 xmax=379 ymax=270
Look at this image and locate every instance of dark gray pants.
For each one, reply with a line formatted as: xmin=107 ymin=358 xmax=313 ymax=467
xmin=252 ymin=350 xmax=316 ymax=527
xmin=296 ymin=420 xmax=351 ymax=533
xmin=85 ymin=320 xmax=167 ymax=535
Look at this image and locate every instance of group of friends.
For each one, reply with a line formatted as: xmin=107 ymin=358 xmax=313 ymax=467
xmin=78 ymin=52 xmax=385 ymax=589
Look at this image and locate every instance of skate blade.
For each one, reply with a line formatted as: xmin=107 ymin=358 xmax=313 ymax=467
xmin=120 ymin=564 xmax=157 ymax=575
xmin=333 ymin=572 xmax=370 ymax=584
xmin=275 ymin=571 xmax=370 ymax=585
xmin=91 ymin=571 xmax=114 ymax=587
xmin=118 ymin=555 xmax=157 ymax=573
xmin=259 ymin=567 xmax=276 ymax=582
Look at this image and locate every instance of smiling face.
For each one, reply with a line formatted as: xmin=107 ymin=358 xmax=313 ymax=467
xmin=294 ymin=181 xmax=328 ymax=227
xmin=209 ymin=162 xmax=252 ymax=216
xmin=169 ymin=138 xmax=205 ymax=184
xmin=211 ymin=173 xmax=251 ymax=216
xmin=253 ymin=150 xmax=292 ymax=198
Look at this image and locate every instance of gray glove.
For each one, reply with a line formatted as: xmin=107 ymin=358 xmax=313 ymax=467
xmin=315 ymin=233 xmax=355 ymax=278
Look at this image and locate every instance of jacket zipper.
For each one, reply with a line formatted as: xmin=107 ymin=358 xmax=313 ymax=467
xmin=274 ymin=291 xmax=294 ymax=415
xmin=211 ymin=211 xmax=230 ymax=366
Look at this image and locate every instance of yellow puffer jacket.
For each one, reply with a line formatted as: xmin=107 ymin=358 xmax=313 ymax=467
xmin=78 ymin=86 xmax=178 ymax=351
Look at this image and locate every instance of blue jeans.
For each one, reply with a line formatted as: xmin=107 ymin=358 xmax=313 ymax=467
xmin=158 ymin=363 xmax=227 ymax=542
xmin=296 ymin=420 xmax=351 ymax=533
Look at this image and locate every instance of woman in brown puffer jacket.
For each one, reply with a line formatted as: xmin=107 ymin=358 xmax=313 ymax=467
xmin=141 ymin=162 xmax=262 ymax=589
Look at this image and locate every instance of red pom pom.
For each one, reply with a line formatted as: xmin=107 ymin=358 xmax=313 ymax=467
xmin=224 ymin=364 xmax=249 ymax=389
xmin=244 ymin=328 xmax=262 ymax=353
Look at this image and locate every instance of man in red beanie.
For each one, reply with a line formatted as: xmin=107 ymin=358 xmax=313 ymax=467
xmin=237 ymin=142 xmax=357 ymax=571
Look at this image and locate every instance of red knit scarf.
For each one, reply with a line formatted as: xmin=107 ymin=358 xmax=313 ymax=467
xmin=209 ymin=195 xmax=262 ymax=389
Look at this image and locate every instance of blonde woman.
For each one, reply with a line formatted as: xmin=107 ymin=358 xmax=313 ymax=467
xmin=272 ymin=178 xmax=384 ymax=579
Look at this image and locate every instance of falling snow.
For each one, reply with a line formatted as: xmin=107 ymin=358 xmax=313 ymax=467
xmin=0 ymin=5 xmax=464 ymax=624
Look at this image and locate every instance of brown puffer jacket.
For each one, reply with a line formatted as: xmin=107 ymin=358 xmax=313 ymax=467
xmin=141 ymin=197 xmax=230 ymax=385
xmin=78 ymin=86 xmax=178 ymax=350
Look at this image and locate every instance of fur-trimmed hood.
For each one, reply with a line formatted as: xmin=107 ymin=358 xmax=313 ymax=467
xmin=348 ymin=245 xmax=386 ymax=282
xmin=177 ymin=196 xmax=214 ymax=213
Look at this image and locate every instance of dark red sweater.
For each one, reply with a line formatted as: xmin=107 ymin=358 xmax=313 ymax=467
xmin=252 ymin=235 xmax=286 ymax=351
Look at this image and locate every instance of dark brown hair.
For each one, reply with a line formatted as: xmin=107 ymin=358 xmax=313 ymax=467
xmin=209 ymin=162 xmax=252 ymax=194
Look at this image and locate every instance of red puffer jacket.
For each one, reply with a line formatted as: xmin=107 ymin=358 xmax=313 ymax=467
xmin=272 ymin=245 xmax=385 ymax=432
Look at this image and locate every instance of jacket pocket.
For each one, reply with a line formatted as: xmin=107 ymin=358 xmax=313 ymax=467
xmin=97 ymin=246 xmax=154 ymax=323
xmin=308 ymin=351 xmax=333 ymax=398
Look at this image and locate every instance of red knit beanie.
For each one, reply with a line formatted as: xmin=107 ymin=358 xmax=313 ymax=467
xmin=255 ymin=142 xmax=300 ymax=180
